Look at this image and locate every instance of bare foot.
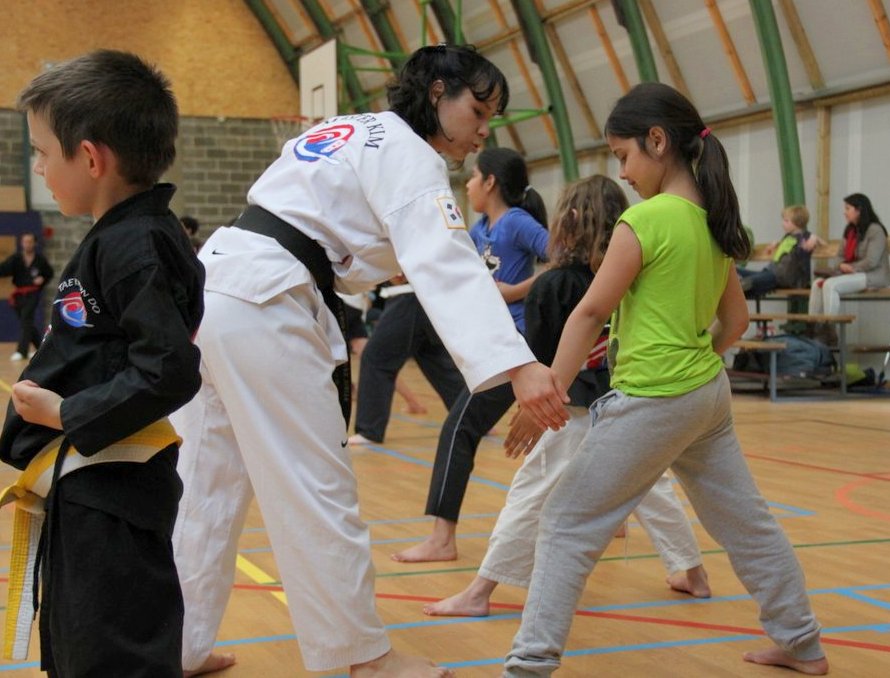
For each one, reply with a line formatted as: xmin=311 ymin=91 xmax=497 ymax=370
xmin=667 ymin=564 xmax=711 ymax=598
xmin=742 ymin=646 xmax=828 ymax=675
xmin=391 ymin=536 xmax=457 ymax=562
xmin=403 ymin=401 xmax=428 ymax=415
xmin=351 ymin=650 xmax=454 ymax=677
xmin=183 ymin=652 xmax=237 ymax=677
xmin=392 ymin=518 xmax=458 ymax=563
xmin=423 ymin=577 xmax=497 ymax=616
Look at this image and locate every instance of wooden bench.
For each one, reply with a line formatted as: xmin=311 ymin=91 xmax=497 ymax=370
xmin=729 ymin=339 xmax=787 ymax=401
xmin=746 ymin=312 xmax=855 ymax=397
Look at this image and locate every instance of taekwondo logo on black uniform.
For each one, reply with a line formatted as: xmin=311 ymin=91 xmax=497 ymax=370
xmin=55 ymin=278 xmax=100 ymax=328
xmin=294 ymin=124 xmax=354 ymax=165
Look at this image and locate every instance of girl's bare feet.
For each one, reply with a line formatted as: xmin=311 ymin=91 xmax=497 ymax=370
xmin=742 ymin=646 xmax=829 ymax=675
xmin=666 ymin=564 xmax=711 ymax=598
xmin=351 ymin=650 xmax=454 ymax=677
xmin=392 ymin=518 xmax=457 ymax=562
xmin=423 ymin=576 xmax=497 ymax=616
xmin=183 ymin=652 xmax=236 ymax=677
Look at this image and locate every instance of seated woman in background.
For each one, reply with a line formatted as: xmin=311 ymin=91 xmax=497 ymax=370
xmin=808 ymin=193 xmax=889 ymax=316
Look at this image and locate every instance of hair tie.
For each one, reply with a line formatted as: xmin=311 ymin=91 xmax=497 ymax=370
xmin=523 ymin=185 xmax=531 ymax=197
xmin=699 ymin=127 xmax=711 ymax=139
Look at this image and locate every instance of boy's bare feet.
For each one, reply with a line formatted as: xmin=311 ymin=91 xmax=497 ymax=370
xmin=392 ymin=518 xmax=458 ymax=562
xmin=183 ymin=652 xmax=236 ymax=677
xmin=351 ymin=650 xmax=454 ymax=677
xmin=742 ymin=646 xmax=828 ymax=675
xmin=423 ymin=577 xmax=497 ymax=616
xmin=667 ymin=564 xmax=711 ymax=598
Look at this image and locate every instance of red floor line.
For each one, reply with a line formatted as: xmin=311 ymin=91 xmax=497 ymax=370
xmin=744 ymin=453 xmax=890 ymax=480
xmin=835 ymin=477 xmax=890 ymax=521
xmin=375 ymin=592 xmax=890 ymax=652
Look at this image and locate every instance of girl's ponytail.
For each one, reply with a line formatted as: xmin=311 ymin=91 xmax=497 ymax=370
xmin=695 ymin=132 xmax=750 ymax=260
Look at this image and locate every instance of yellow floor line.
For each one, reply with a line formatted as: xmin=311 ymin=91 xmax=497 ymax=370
xmin=236 ymin=554 xmax=288 ymax=606
xmin=0 ymin=378 xmax=11 ymax=394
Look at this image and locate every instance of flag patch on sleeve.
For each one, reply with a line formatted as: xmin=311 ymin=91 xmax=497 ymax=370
xmin=436 ymin=196 xmax=466 ymax=230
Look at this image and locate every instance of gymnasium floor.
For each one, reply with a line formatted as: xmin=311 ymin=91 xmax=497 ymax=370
xmin=1 ymin=343 xmax=888 ymax=676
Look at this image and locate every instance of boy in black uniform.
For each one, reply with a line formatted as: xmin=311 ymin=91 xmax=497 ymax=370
xmin=1 ymin=50 xmax=204 ymax=676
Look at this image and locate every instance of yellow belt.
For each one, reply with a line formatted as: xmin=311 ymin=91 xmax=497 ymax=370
xmin=0 ymin=419 xmax=182 ymax=660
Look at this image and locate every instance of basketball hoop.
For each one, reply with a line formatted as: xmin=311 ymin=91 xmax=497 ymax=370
xmin=270 ymin=115 xmax=314 ymax=150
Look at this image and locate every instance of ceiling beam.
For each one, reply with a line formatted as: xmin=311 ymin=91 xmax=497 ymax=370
xmin=777 ymin=0 xmax=824 ymax=90
xmin=510 ymin=0 xmax=579 ymax=180
xmin=614 ymin=0 xmax=659 ymax=82
xmin=638 ymin=0 xmax=690 ymax=98
xmin=750 ymin=0 xmax=805 ymax=205
xmin=704 ymin=0 xmax=756 ymax=104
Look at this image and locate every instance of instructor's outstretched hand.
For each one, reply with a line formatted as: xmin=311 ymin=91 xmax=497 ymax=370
xmin=507 ymin=362 xmax=569 ymax=432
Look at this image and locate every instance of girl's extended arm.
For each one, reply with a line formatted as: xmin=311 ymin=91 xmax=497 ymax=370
xmin=497 ymin=269 xmax=543 ymax=303
xmin=710 ymin=267 xmax=749 ymax=355
xmin=505 ymin=223 xmax=642 ymax=456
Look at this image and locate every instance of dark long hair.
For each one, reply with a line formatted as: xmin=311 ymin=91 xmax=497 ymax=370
xmin=387 ymin=45 xmax=509 ymax=140
xmin=843 ymin=192 xmax=886 ymax=239
xmin=476 ymin=147 xmax=547 ymax=227
xmin=604 ymin=82 xmax=750 ymax=260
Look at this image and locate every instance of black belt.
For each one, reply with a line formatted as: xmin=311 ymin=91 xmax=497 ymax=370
xmin=234 ymin=205 xmax=351 ymax=426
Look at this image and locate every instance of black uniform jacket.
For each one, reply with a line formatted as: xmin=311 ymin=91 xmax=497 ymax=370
xmin=0 ymin=184 xmax=205 ymax=470
xmin=524 ymin=261 xmax=610 ymax=408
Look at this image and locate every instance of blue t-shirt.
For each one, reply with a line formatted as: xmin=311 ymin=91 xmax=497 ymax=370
xmin=469 ymin=207 xmax=548 ymax=332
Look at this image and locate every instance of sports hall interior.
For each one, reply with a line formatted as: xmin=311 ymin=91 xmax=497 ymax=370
xmin=1 ymin=1 xmax=889 ymax=676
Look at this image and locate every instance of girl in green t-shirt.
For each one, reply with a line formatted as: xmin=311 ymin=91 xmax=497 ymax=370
xmin=504 ymin=83 xmax=828 ymax=677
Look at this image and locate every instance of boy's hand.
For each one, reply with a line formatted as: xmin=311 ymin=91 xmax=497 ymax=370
xmin=504 ymin=409 xmax=545 ymax=458
xmin=11 ymin=380 xmax=63 ymax=430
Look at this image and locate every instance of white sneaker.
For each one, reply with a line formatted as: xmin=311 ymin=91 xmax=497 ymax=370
xmin=10 ymin=352 xmax=25 ymax=361
xmin=347 ymin=434 xmax=375 ymax=446
xmin=27 ymin=349 xmax=37 ymax=359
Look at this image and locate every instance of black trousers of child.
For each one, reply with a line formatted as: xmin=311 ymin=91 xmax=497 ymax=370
xmin=425 ymin=382 xmax=515 ymax=521
xmin=40 ymin=446 xmax=183 ymax=678
xmin=354 ymin=293 xmax=465 ymax=442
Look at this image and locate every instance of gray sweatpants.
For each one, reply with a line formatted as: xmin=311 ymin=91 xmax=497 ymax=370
xmin=504 ymin=371 xmax=823 ymax=676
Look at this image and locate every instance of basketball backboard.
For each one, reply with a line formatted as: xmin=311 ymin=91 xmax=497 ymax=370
xmin=299 ymin=39 xmax=338 ymax=125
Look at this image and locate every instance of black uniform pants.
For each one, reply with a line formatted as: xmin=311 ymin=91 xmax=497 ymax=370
xmin=425 ymin=381 xmax=515 ymax=521
xmin=40 ymin=447 xmax=183 ymax=678
xmin=354 ymin=293 xmax=465 ymax=442
xmin=13 ymin=291 xmax=41 ymax=355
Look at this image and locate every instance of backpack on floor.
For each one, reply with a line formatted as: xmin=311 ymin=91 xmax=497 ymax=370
xmin=733 ymin=334 xmax=834 ymax=378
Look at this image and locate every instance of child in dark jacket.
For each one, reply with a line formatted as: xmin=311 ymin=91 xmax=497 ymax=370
xmin=1 ymin=50 xmax=204 ymax=676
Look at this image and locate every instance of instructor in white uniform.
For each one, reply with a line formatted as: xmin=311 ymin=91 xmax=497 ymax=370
xmin=172 ymin=45 xmax=569 ymax=678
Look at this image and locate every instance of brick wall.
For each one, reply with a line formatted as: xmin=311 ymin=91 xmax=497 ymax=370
xmin=0 ymin=109 xmax=281 ymax=325
xmin=0 ymin=110 xmax=26 ymax=186
xmin=0 ymin=108 xmax=280 ymax=267
xmin=177 ymin=116 xmax=280 ymax=230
